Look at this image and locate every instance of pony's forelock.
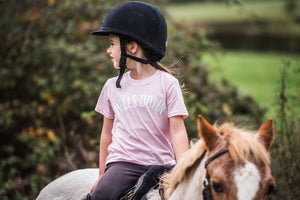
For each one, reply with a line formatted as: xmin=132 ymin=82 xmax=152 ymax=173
xmin=217 ymin=123 xmax=271 ymax=166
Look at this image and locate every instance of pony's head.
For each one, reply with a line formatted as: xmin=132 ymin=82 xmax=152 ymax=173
xmin=198 ymin=115 xmax=275 ymax=200
xmin=162 ymin=115 xmax=275 ymax=200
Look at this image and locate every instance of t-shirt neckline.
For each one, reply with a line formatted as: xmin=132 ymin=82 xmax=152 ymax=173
xmin=127 ymin=70 xmax=161 ymax=86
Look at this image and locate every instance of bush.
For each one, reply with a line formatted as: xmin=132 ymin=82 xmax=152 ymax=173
xmin=0 ymin=0 xmax=113 ymax=198
xmin=271 ymin=60 xmax=300 ymax=200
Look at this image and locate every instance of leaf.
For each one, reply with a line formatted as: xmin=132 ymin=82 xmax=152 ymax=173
xmin=46 ymin=130 xmax=56 ymax=142
xmin=48 ymin=0 xmax=55 ymax=6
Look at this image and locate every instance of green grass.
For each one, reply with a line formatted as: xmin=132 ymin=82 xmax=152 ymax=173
xmin=202 ymin=50 xmax=300 ymax=119
xmin=165 ymin=0 xmax=299 ymax=23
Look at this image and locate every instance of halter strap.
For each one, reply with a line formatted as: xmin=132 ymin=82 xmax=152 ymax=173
xmin=205 ymin=148 xmax=229 ymax=168
xmin=203 ymin=148 xmax=229 ymax=200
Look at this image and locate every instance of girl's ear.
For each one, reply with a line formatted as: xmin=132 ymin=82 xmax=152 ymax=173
xmin=127 ymin=41 xmax=139 ymax=54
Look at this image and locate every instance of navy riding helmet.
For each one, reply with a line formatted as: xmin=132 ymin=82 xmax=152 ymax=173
xmin=91 ymin=1 xmax=168 ymax=88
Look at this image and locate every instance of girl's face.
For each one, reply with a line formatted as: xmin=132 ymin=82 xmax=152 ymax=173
xmin=107 ymin=34 xmax=121 ymax=69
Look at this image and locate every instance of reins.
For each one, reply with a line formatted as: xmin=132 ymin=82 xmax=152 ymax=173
xmin=158 ymin=180 xmax=165 ymax=200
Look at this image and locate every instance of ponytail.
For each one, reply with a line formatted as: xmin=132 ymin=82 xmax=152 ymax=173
xmin=145 ymin=52 xmax=187 ymax=95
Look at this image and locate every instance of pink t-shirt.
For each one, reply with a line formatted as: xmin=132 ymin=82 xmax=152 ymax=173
xmin=95 ymin=70 xmax=188 ymax=166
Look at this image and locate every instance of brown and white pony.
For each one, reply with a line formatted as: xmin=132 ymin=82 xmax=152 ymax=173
xmin=147 ymin=115 xmax=276 ymax=200
xmin=36 ymin=115 xmax=275 ymax=200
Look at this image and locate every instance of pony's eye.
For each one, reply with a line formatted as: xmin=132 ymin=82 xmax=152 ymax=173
xmin=212 ymin=180 xmax=223 ymax=194
xmin=267 ymin=183 xmax=276 ymax=196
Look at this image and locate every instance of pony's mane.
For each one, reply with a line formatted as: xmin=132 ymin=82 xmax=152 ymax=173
xmin=163 ymin=122 xmax=271 ymax=197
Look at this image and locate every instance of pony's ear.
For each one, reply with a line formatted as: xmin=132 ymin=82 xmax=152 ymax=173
xmin=198 ymin=115 xmax=221 ymax=151
xmin=256 ymin=119 xmax=275 ymax=151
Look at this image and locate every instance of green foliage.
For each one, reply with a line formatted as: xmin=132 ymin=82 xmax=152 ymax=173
xmin=0 ymin=0 xmax=264 ymax=199
xmin=0 ymin=0 xmax=114 ymax=198
xmin=271 ymin=60 xmax=300 ymax=199
xmin=285 ymin=0 xmax=299 ymax=17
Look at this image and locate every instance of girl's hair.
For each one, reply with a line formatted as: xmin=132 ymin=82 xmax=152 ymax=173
xmin=124 ymin=38 xmax=172 ymax=75
xmin=142 ymin=46 xmax=187 ymax=95
xmin=125 ymin=39 xmax=187 ymax=94
xmin=143 ymin=49 xmax=172 ymax=74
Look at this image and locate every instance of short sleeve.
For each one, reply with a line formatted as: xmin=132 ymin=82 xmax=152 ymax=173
xmin=95 ymin=81 xmax=115 ymax=119
xmin=166 ymin=79 xmax=188 ymax=119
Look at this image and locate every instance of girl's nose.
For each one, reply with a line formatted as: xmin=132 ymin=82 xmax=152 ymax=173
xmin=107 ymin=47 xmax=111 ymax=54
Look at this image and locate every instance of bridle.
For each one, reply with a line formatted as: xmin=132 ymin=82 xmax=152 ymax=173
xmin=158 ymin=148 xmax=229 ymax=200
xmin=202 ymin=148 xmax=229 ymax=200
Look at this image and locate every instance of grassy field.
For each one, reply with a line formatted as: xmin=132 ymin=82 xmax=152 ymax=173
xmin=166 ymin=0 xmax=300 ymax=37
xmin=165 ymin=0 xmax=300 ymax=23
xmin=202 ymin=50 xmax=300 ymax=119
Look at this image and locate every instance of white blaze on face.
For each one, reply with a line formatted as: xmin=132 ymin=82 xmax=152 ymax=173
xmin=234 ymin=161 xmax=261 ymax=200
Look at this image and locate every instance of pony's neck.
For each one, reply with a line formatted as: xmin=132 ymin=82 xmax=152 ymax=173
xmin=168 ymin=157 xmax=206 ymax=200
xmin=162 ymin=140 xmax=207 ymax=199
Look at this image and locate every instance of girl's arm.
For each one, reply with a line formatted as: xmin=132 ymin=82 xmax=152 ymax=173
xmin=90 ymin=116 xmax=113 ymax=194
xmin=169 ymin=115 xmax=189 ymax=161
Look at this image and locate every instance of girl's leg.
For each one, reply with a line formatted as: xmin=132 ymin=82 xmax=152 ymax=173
xmin=91 ymin=162 xmax=150 ymax=200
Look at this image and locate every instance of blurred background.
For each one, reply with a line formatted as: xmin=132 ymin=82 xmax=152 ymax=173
xmin=0 ymin=0 xmax=299 ymax=199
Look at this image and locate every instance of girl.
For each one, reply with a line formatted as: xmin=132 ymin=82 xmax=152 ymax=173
xmin=90 ymin=2 xmax=189 ymax=200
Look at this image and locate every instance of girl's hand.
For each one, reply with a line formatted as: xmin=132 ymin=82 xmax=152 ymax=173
xmin=90 ymin=174 xmax=103 ymax=194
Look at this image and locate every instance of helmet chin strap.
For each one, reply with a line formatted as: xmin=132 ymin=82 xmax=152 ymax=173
xmin=116 ymin=38 xmax=127 ymax=88
xmin=116 ymin=37 xmax=157 ymax=88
